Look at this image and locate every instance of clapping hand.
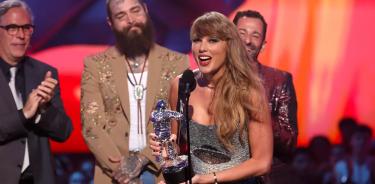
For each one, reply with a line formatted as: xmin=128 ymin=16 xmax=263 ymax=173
xmin=23 ymin=71 xmax=57 ymax=119
xmin=36 ymin=71 xmax=57 ymax=106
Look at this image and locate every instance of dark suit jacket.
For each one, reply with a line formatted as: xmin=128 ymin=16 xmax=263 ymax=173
xmin=0 ymin=56 xmax=72 ymax=184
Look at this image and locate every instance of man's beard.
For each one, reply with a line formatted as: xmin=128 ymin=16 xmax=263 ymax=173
xmin=114 ymin=18 xmax=154 ymax=58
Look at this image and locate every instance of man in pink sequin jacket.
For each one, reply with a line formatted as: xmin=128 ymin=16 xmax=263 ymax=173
xmin=234 ymin=10 xmax=298 ymax=184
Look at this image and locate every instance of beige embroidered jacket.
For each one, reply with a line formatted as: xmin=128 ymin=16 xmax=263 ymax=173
xmin=80 ymin=44 xmax=189 ymax=183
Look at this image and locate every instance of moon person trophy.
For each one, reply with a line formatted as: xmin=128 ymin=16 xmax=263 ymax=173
xmin=151 ymin=100 xmax=191 ymax=183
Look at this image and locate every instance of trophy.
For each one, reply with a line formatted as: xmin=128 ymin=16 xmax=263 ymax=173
xmin=151 ymin=100 xmax=192 ymax=184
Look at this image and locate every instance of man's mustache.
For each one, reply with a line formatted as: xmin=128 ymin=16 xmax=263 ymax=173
xmin=124 ymin=23 xmax=144 ymax=33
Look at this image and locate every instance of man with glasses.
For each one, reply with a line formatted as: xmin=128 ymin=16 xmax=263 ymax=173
xmin=0 ymin=1 xmax=72 ymax=184
xmin=0 ymin=24 xmax=34 ymax=36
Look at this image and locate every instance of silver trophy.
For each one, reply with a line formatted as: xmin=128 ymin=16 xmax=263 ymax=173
xmin=151 ymin=100 xmax=190 ymax=184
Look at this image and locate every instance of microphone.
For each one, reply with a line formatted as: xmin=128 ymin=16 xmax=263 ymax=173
xmin=177 ymin=69 xmax=196 ymax=183
xmin=179 ymin=69 xmax=196 ymax=96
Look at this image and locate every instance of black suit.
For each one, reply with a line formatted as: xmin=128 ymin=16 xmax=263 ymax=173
xmin=0 ymin=56 xmax=72 ymax=184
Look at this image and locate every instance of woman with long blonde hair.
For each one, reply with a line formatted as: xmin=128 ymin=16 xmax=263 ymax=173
xmin=150 ymin=11 xmax=273 ymax=183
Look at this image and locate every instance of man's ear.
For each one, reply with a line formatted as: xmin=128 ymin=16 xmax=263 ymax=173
xmin=261 ymin=41 xmax=267 ymax=53
xmin=107 ymin=17 xmax=113 ymax=30
xmin=143 ymin=3 xmax=148 ymax=13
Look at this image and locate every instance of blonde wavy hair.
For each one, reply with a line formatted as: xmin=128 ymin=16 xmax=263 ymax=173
xmin=190 ymin=12 xmax=270 ymax=150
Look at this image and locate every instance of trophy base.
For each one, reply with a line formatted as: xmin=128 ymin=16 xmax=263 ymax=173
xmin=163 ymin=166 xmax=194 ymax=184
xmin=162 ymin=155 xmax=194 ymax=184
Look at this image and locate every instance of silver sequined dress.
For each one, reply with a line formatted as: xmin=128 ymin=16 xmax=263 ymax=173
xmin=190 ymin=120 xmax=249 ymax=174
xmin=189 ymin=120 xmax=260 ymax=183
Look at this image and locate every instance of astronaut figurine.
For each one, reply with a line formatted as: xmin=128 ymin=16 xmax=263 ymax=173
xmin=150 ymin=100 xmax=189 ymax=182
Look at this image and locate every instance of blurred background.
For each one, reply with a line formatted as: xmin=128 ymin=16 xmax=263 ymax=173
xmin=18 ymin=0 xmax=375 ymax=183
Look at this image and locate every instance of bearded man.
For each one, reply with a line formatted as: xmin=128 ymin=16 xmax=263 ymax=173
xmin=80 ymin=0 xmax=189 ymax=183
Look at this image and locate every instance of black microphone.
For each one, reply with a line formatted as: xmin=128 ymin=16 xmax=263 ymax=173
xmin=180 ymin=69 xmax=196 ymax=95
xmin=177 ymin=69 xmax=196 ymax=183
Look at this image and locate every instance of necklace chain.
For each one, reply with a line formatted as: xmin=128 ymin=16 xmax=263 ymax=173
xmin=125 ymin=55 xmax=148 ymax=90
xmin=128 ymin=57 xmax=144 ymax=69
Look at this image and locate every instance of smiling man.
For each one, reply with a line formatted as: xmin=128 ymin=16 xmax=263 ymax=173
xmin=234 ymin=10 xmax=298 ymax=184
xmin=0 ymin=1 xmax=72 ymax=184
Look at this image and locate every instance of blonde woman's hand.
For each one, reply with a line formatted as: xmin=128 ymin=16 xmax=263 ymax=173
xmin=149 ymin=133 xmax=162 ymax=156
xmin=149 ymin=133 xmax=177 ymax=158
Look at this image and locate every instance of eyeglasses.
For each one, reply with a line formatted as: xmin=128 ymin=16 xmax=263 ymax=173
xmin=0 ymin=24 xmax=35 ymax=36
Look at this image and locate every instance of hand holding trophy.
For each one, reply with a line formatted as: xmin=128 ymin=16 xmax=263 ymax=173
xmin=151 ymin=100 xmax=191 ymax=184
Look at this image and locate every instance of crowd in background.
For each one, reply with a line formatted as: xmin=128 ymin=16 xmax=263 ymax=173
xmin=288 ymin=118 xmax=375 ymax=184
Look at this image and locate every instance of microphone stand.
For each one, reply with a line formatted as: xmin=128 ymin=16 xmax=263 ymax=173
xmin=184 ymin=83 xmax=193 ymax=184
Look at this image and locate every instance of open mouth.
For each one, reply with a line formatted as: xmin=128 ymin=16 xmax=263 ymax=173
xmin=198 ymin=55 xmax=211 ymax=66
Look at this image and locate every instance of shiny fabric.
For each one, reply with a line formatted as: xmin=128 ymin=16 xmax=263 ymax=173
xmin=257 ymin=63 xmax=298 ymax=183
xmin=189 ymin=120 xmax=260 ymax=184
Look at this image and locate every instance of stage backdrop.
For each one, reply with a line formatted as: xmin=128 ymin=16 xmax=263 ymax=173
xmin=26 ymin=0 xmax=375 ymax=152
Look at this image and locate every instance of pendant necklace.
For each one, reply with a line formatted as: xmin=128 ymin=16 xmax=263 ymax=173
xmin=125 ymin=55 xmax=148 ymax=134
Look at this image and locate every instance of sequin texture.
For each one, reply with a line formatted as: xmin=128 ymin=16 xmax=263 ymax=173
xmin=189 ymin=120 xmax=250 ymax=174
